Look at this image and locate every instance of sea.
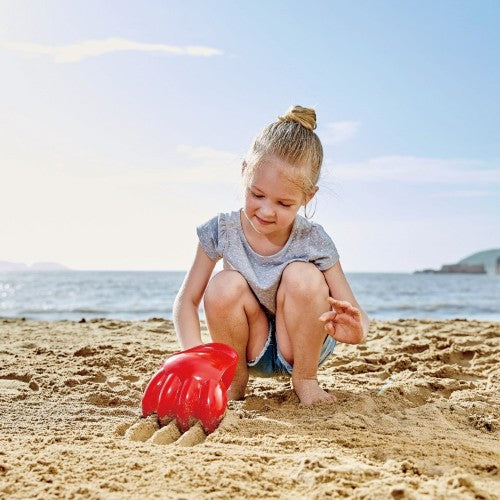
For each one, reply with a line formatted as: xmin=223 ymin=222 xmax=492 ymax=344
xmin=0 ymin=271 xmax=499 ymax=322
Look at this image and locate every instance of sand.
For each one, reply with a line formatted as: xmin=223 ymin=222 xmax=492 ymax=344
xmin=0 ymin=317 xmax=498 ymax=499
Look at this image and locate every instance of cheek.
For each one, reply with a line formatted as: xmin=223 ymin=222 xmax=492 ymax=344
xmin=245 ymin=196 xmax=257 ymax=211
xmin=280 ymin=207 xmax=298 ymax=221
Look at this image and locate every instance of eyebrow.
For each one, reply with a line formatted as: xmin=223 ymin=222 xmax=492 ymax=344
xmin=251 ymin=185 xmax=298 ymax=203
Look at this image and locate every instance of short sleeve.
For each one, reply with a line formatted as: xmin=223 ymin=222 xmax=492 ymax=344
xmin=309 ymin=223 xmax=340 ymax=270
xmin=196 ymin=215 xmax=222 ymax=261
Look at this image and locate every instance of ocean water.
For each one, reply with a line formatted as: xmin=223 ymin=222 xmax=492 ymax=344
xmin=0 ymin=271 xmax=499 ymax=322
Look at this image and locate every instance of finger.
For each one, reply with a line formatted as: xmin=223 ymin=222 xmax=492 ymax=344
xmin=319 ymin=311 xmax=337 ymax=322
xmin=322 ymin=308 xmax=360 ymax=326
xmin=328 ymin=298 xmax=353 ymax=309
xmin=328 ymin=298 xmax=360 ymax=316
xmin=351 ymin=309 xmax=361 ymax=321
xmin=327 ymin=298 xmax=350 ymax=312
xmin=324 ymin=322 xmax=335 ymax=335
xmin=339 ymin=306 xmax=360 ymax=320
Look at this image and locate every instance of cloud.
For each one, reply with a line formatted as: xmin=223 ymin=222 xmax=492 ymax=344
xmin=169 ymin=145 xmax=242 ymax=184
xmin=85 ymin=145 xmax=242 ymax=186
xmin=1 ymin=38 xmax=223 ymax=63
xmin=325 ymin=156 xmax=500 ymax=184
xmin=321 ymin=121 xmax=360 ymax=145
xmin=1 ymin=140 xmax=242 ymax=189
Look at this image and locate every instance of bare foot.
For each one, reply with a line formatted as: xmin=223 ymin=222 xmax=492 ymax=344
xmin=227 ymin=385 xmax=246 ymax=401
xmin=227 ymin=373 xmax=248 ymax=401
xmin=292 ymin=377 xmax=336 ymax=406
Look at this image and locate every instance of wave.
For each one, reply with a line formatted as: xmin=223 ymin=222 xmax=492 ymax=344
xmin=10 ymin=307 xmax=172 ymax=315
xmin=369 ymin=303 xmax=500 ymax=314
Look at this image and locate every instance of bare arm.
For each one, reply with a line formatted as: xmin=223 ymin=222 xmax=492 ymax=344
xmin=173 ymin=243 xmax=217 ymax=349
xmin=320 ymin=261 xmax=370 ymax=344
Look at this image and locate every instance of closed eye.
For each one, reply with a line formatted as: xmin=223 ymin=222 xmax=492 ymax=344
xmin=251 ymin=190 xmax=294 ymax=206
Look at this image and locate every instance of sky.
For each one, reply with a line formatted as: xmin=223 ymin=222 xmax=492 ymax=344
xmin=0 ymin=0 xmax=499 ymax=272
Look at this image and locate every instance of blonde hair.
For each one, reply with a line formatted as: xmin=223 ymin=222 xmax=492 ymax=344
xmin=243 ymin=105 xmax=323 ymax=203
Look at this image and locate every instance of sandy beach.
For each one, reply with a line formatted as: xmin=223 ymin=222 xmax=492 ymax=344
xmin=0 ymin=317 xmax=498 ymax=499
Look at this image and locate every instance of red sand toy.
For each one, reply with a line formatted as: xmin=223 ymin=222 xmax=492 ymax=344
xmin=142 ymin=343 xmax=238 ymax=433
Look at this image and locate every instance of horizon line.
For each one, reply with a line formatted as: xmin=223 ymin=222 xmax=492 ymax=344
xmin=0 ymin=268 xmax=438 ymax=274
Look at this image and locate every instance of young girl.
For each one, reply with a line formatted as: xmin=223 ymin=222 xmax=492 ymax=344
xmin=173 ymin=105 xmax=369 ymax=406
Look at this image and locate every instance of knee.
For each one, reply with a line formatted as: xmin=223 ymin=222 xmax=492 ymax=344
xmin=277 ymin=262 xmax=328 ymax=303
xmin=204 ymin=270 xmax=249 ymax=312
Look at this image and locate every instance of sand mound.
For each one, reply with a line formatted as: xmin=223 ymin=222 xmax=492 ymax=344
xmin=0 ymin=317 xmax=498 ymax=498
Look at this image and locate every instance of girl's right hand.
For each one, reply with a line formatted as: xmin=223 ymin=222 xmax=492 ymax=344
xmin=319 ymin=297 xmax=365 ymax=344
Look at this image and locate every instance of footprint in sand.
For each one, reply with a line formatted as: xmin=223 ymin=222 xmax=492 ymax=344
xmin=116 ymin=411 xmax=239 ymax=447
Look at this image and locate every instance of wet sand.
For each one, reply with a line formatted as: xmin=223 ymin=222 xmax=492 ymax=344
xmin=0 ymin=317 xmax=498 ymax=498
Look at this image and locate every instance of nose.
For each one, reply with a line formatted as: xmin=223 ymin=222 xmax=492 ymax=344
xmin=259 ymin=200 xmax=275 ymax=218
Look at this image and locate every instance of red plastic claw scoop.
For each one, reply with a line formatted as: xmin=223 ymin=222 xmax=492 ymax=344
xmin=142 ymin=343 xmax=238 ymax=434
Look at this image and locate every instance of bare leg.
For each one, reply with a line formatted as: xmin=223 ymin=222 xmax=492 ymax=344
xmin=276 ymin=262 xmax=336 ymax=405
xmin=204 ymin=270 xmax=268 ymax=400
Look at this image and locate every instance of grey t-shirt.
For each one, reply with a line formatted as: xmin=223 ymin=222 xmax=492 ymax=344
xmin=196 ymin=210 xmax=339 ymax=315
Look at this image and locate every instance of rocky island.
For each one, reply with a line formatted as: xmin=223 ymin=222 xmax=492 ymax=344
xmin=415 ymin=248 xmax=500 ymax=274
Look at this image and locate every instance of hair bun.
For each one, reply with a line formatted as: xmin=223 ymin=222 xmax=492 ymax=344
xmin=278 ymin=105 xmax=317 ymax=131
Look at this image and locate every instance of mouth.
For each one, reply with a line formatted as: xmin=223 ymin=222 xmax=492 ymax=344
xmin=255 ymin=215 xmax=274 ymax=226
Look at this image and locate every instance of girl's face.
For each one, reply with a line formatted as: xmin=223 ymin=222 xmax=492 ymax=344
xmin=243 ymin=155 xmax=315 ymax=237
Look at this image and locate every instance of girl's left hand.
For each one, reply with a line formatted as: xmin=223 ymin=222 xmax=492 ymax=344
xmin=319 ymin=297 xmax=365 ymax=344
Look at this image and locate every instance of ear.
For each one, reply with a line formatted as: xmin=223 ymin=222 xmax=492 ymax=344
xmin=305 ymin=186 xmax=319 ymax=204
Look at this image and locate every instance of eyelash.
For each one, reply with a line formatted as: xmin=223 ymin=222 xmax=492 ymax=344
xmin=251 ymin=192 xmax=292 ymax=207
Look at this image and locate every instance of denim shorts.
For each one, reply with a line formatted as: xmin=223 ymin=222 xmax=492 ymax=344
xmin=247 ymin=315 xmax=337 ymax=377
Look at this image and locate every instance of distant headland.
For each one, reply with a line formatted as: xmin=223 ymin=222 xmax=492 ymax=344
xmin=415 ymin=249 xmax=500 ymax=275
xmin=0 ymin=261 xmax=71 ymax=271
